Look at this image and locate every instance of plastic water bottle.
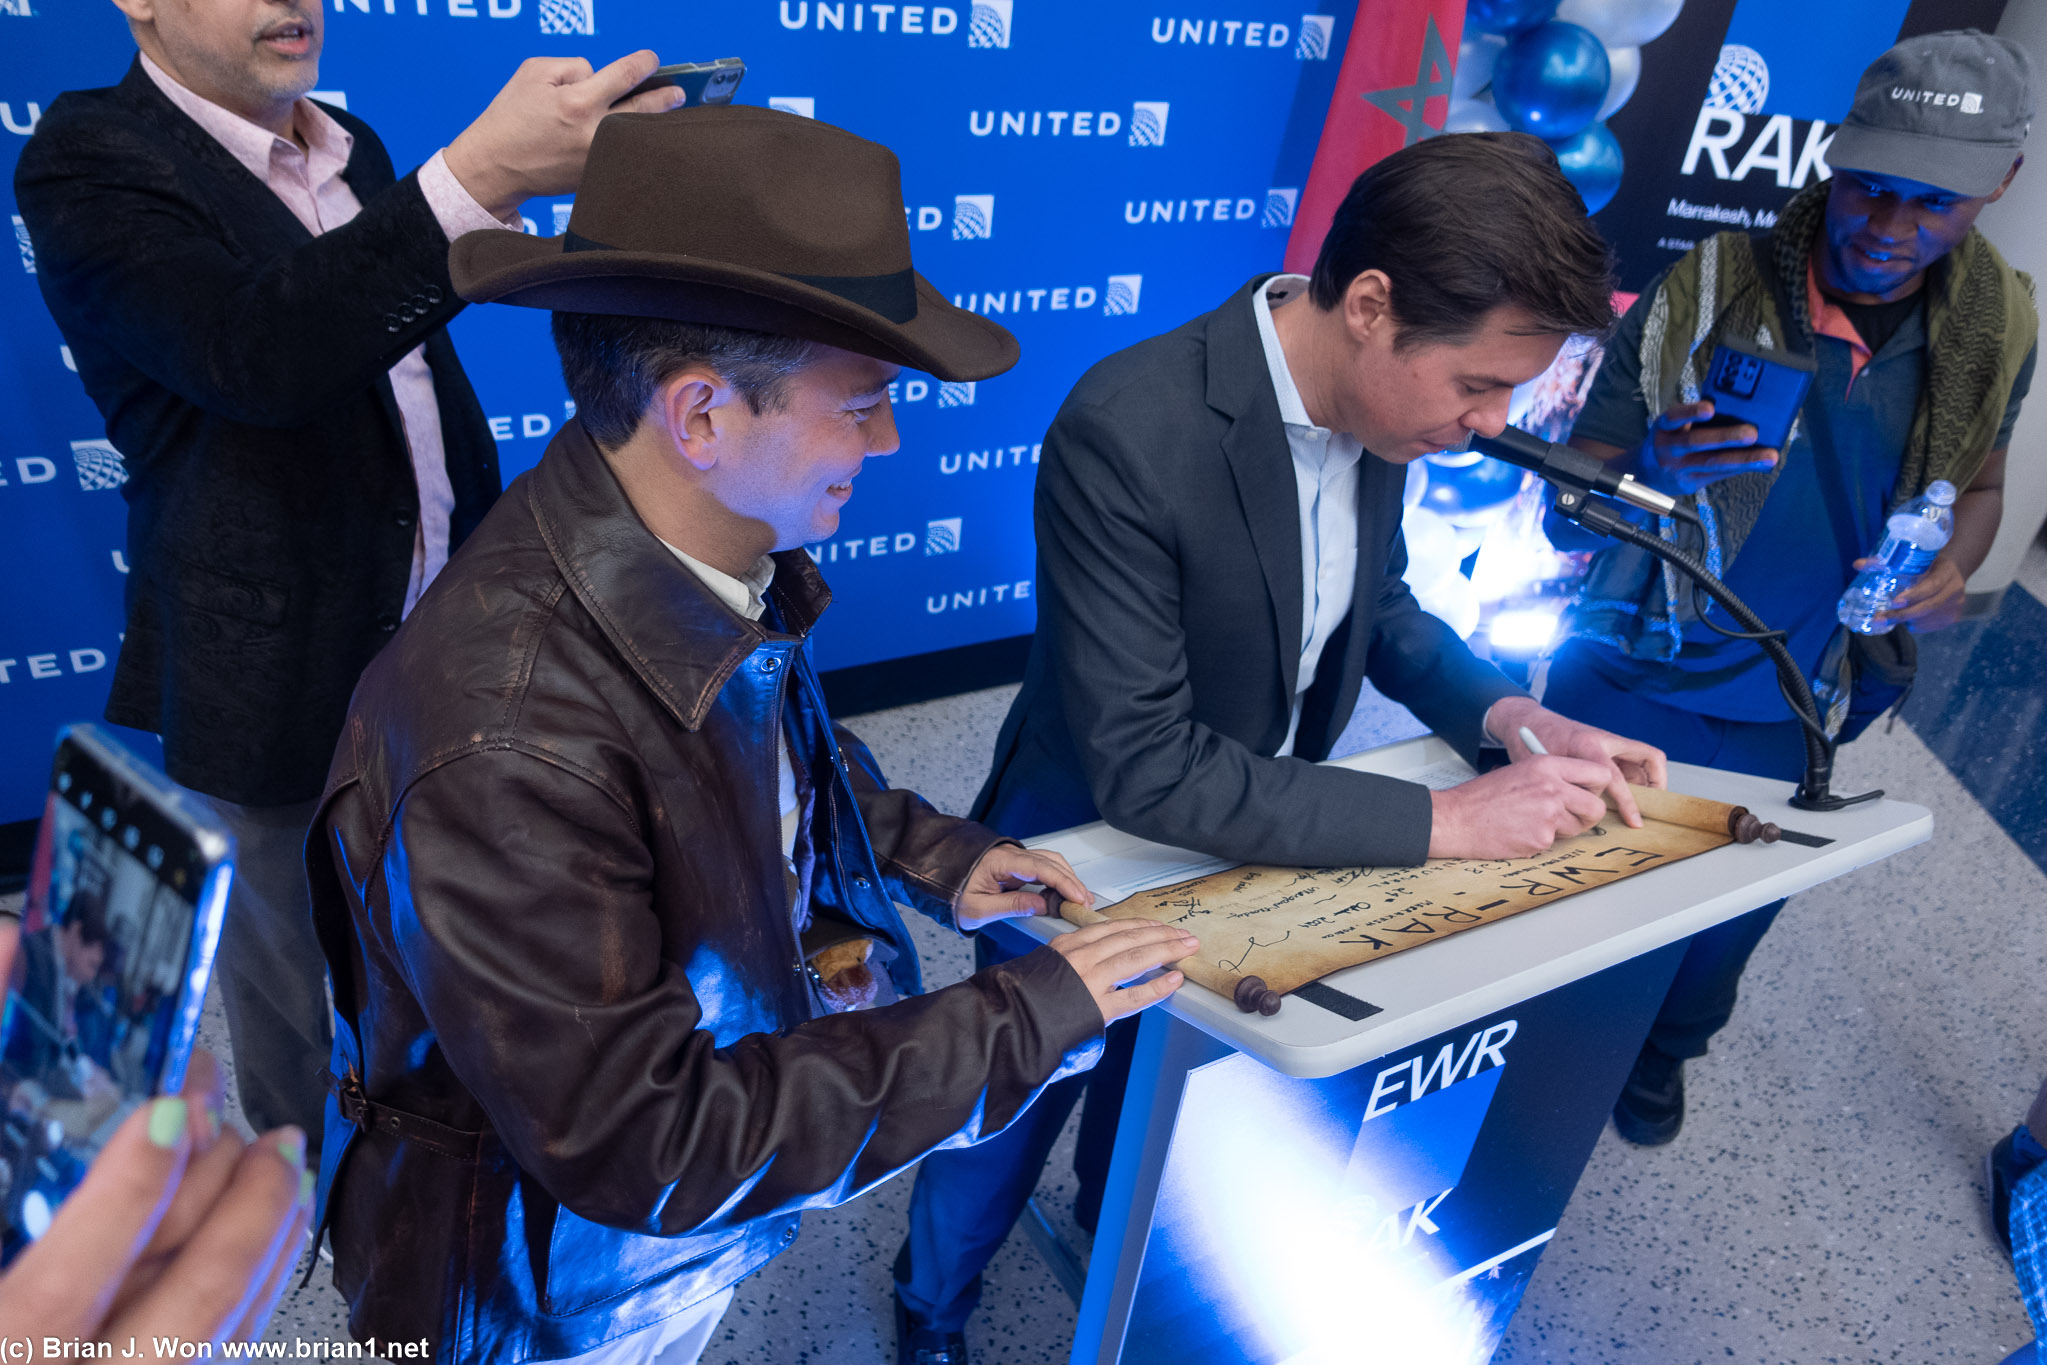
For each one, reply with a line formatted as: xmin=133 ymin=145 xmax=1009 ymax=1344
xmin=1836 ymin=480 xmax=1958 ymax=634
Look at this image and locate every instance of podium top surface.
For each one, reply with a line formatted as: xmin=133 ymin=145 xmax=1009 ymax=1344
xmin=999 ymin=736 xmax=1931 ymax=1079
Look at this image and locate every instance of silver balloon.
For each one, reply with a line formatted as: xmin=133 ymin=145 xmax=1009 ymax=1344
xmin=1598 ymin=43 xmax=1641 ymax=119
xmin=1553 ymin=0 xmax=1683 ymax=49
xmin=1444 ymin=95 xmax=1511 ymax=134
xmin=1455 ymin=32 xmax=1508 ymax=99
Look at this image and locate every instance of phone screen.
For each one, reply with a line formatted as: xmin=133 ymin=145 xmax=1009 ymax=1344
xmin=1 ymin=729 xmax=229 ymax=1260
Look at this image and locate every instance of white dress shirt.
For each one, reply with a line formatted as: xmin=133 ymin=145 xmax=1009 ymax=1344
xmin=1252 ymin=274 xmax=1365 ymax=757
xmin=140 ymin=54 xmax=515 ymax=616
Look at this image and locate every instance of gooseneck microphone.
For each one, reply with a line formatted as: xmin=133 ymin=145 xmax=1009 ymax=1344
xmin=1474 ymin=422 xmax=1879 ymax=813
xmin=1467 ymin=425 xmax=1698 ymax=526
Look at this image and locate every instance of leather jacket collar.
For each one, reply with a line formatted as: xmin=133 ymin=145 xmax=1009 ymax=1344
xmin=530 ymin=419 xmax=834 ymax=732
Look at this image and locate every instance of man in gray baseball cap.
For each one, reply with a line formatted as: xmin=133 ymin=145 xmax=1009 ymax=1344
xmin=1828 ymin=27 xmax=2033 ymax=201
xmin=1544 ymin=27 xmax=2039 ymax=1147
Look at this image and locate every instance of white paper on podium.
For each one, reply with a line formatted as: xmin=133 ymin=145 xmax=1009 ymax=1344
xmin=1399 ymin=757 xmax=1479 ymax=792
xmin=1059 ymin=757 xmax=1477 ymax=906
xmin=1065 ymin=844 xmax=1237 ymax=907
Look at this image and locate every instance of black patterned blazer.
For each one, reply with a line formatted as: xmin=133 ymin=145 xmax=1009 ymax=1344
xmin=15 ymin=59 xmax=501 ymax=805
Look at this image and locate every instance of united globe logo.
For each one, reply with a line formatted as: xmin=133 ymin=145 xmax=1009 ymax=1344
xmin=1296 ymin=13 xmax=1334 ymax=60
xmin=968 ymin=0 xmax=1012 ymax=48
xmin=11 ymin=215 xmax=32 ymax=274
xmin=769 ymin=96 xmax=816 ymax=118
xmin=1707 ymin=44 xmax=1769 ymax=115
xmin=68 ymin=440 xmax=127 ymax=493
xmin=1262 ymin=188 xmax=1299 ymax=228
xmin=0 ymin=0 xmax=32 ymax=16
xmin=1130 ymin=101 xmax=1171 ymax=146
xmin=953 ymin=195 xmax=995 ymax=240
xmin=925 ymin=518 xmax=963 ymax=554
xmin=538 ymin=0 xmax=593 ymax=33
xmin=937 ymin=382 xmax=977 ymax=407
xmin=1104 ymin=274 xmax=1143 ymax=316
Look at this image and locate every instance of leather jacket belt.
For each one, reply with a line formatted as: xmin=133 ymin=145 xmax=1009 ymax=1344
xmin=323 ymin=1068 xmax=484 ymax=1164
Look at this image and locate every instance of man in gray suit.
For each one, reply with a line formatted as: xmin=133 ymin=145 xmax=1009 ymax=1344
xmin=892 ymin=132 xmax=1668 ymax=1365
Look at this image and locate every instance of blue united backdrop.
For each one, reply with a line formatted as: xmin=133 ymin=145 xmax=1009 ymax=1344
xmin=0 ymin=0 xmax=1351 ymax=825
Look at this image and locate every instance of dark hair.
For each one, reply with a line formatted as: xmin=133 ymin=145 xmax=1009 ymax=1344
xmin=551 ymin=313 xmax=824 ymax=449
xmin=1309 ymin=131 xmax=1617 ymax=349
xmin=60 ymin=894 xmax=109 ymax=949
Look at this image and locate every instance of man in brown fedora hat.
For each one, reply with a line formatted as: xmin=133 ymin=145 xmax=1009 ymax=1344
xmin=303 ymin=105 xmax=1198 ymax=1365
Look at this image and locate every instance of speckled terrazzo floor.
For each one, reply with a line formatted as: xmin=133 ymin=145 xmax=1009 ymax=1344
xmin=227 ymin=541 xmax=2047 ymax=1361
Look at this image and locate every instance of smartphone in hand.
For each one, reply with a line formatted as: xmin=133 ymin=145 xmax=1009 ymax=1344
xmin=1698 ymin=339 xmax=1816 ymax=454
xmin=0 ymin=725 xmax=231 ymax=1263
xmin=615 ymin=58 xmax=746 ymax=109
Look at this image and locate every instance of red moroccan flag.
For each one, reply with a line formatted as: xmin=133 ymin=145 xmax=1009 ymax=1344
xmin=1284 ymin=0 xmax=1469 ymax=275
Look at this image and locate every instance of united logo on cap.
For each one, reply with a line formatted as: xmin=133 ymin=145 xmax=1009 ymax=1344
xmin=1827 ymin=28 xmax=2035 ymax=198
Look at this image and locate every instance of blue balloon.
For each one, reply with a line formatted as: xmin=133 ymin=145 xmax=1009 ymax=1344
xmin=1548 ymin=120 xmax=1625 ymax=214
xmin=1491 ymin=21 xmax=1610 ymax=141
xmin=1418 ymin=454 xmax=1525 ymax=519
xmin=1464 ymin=0 xmax=1559 ymax=36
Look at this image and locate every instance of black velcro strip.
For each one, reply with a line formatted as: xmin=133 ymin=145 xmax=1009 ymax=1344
xmin=1291 ymin=981 xmax=1384 ymax=1021
xmin=1773 ymin=828 xmax=1834 ymax=847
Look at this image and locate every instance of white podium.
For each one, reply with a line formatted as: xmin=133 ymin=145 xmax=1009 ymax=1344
xmin=986 ymin=735 xmax=1930 ymax=1365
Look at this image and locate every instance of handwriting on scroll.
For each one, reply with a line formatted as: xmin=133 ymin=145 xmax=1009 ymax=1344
xmin=1111 ymin=829 xmax=1685 ymax=972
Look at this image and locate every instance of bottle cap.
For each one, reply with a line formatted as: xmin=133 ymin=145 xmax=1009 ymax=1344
xmin=1926 ymin=480 xmax=1958 ymax=506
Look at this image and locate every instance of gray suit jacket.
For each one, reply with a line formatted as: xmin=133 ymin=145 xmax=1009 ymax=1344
xmin=971 ymin=277 xmax=1526 ymax=866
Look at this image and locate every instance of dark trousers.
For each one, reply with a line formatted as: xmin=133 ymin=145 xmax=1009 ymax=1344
xmin=1543 ymin=643 xmax=1833 ymax=1060
xmin=183 ymin=791 xmax=331 ymax=1148
xmin=897 ymin=932 xmax=1137 ymax=1332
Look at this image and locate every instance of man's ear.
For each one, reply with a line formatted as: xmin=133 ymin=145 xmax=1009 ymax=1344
xmin=1989 ymin=153 xmax=2025 ymax=203
xmin=1341 ymin=269 xmax=1396 ymax=347
xmin=108 ymin=0 xmax=156 ymax=28
xmin=654 ymin=367 xmax=733 ymax=473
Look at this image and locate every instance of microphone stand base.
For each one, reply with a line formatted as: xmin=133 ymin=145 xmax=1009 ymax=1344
xmin=1789 ymin=784 xmax=1885 ymax=813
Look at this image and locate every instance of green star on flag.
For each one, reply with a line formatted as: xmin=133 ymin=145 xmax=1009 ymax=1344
xmin=1359 ymin=14 xmax=1456 ymax=146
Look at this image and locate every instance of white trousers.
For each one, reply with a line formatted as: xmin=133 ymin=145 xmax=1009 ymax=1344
xmin=552 ymin=1288 xmax=735 ymax=1365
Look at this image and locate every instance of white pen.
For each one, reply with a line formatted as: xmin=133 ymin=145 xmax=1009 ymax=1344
xmin=1518 ymin=725 xmax=1548 ymax=756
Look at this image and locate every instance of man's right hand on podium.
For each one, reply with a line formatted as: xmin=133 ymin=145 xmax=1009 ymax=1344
xmin=1426 ymin=755 xmax=1616 ymax=861
xmin=1049 ymin=920 xmax=1198 ymax=1025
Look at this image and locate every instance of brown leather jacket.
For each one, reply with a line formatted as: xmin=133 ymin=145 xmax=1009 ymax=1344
xmin=306 ymin=421 xmax=1104 ymax=1362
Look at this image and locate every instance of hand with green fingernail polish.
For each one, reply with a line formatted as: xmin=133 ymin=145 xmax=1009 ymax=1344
xmin=147 ymin=1097 xmax=188 ymax=1149
xmin=0 ymin=1050 xmax=311 ymax=1353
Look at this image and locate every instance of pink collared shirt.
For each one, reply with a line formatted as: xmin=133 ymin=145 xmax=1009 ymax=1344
xmin=141 ymin=53 xmax=513 ymax=615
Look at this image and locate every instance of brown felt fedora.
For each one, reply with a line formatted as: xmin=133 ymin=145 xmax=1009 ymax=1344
xmin=450 ymin=105 xmax=1019 ymax=383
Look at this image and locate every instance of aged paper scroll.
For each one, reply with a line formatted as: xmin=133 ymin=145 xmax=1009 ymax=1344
xmin=1058 ymin=786 xmax=1748 ymax=1005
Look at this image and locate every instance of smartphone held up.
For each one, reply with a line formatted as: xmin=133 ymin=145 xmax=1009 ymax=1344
xmin=0 ymin=725 xmax=231 ymax=1262
xmin=615 ymin=57 xmax=746 ymax=109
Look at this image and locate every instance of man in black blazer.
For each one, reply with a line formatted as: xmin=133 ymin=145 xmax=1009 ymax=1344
xmin=13 ymin=0 xmax=684 ymax=1148
xmin=893 ymin=133 xmax=1669 ymax=1364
